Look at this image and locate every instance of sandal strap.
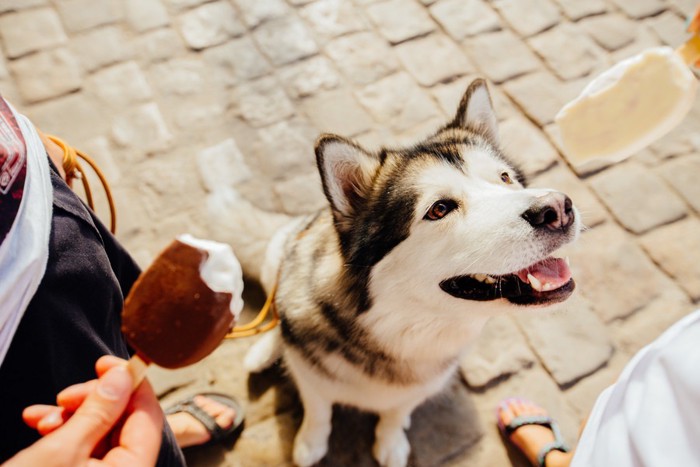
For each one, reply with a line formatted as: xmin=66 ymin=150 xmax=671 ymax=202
xmin=166 ymin=398 xmax=227 ymax=441
xmin=536 ymin=441 xmax=570 ymax=467
xmin=503 ymin=415 xmax=554 ymax=435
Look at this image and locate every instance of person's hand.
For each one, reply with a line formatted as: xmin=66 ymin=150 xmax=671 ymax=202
xmin=3 ymin=356 xmax=163 ymax=467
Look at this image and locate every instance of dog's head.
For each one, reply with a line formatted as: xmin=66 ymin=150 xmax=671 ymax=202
xmin=315 ymin=79 xmax=580 ymax=315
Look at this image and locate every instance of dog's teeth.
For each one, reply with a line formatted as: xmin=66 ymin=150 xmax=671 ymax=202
xmin=542 ymin=282 xmax=555 ymax=291
xmin=527 ymin=273 xmax=543 ymax=292
xmin=565 ymin=256 xmax=570 ymax=266
xmin=473 ymin=274 xmax=497 ymax=284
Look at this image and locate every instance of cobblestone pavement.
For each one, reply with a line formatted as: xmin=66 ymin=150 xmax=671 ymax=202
xmin=3 ymin=0 xmax=700 ymax=465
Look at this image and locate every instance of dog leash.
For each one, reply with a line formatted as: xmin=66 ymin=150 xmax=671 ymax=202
xmin=45 ymin=134 xmax=117 ymax=234
xmin=226 ymin=283 xmax=280 ymax=338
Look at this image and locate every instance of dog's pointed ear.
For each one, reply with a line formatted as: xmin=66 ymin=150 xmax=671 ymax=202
xmin=316 ymin=134 xmax=379 ymax=230
xmin=450 ymin=78 xmax=498 ymax=142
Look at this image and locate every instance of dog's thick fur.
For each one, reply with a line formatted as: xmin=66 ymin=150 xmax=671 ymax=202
xmin=242 ymin=79 xmax=580 ymax=467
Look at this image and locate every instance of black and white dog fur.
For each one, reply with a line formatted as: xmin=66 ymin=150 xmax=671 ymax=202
xmin=243 ymin=79 xmax=580 ymax=467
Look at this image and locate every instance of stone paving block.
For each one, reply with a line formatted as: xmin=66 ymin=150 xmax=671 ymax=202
xmin=394 ymin=116 xmax=444 ymax=147
xmin=498 ymin=116 xmax=558 ymax=176
xmin=301 ymin=89 xmax=374 ymax=136
xmin=492 ymin=0 xmax=560 ymax=38
xmin=648 ymin=118 xmax=697 ymax=159
xmin=560 ymin=223 xmax=672 ymax=323
xmin=465 ymin=30 xmax=541 ymax=84
xmin=0 ymin=54 xmax=8 ymax=80
xmin=26 ymin=92 xmax=109 ymax=144
xmin=0 ymin=8 xmax=66 ymax=58
xmin=365 ymin=0 xmax=436 ymax=44
xmin=125 ymin=0 xmax=169 ymax=32
xmin=589 ymin=162 xmax=687 ymax=234
xmin=528 ymin=23 xmax=604 ymax=81
xmin=516 ymin=296 xmax=614 ymax=387
xmin=580 ymin=14 xmax=638 ymax=52
xmin=55 ymin=0 xmax=123 ymax=33
xmin=356 ymin=72 xmax=442 ymax=132
xmin=658 ymin=155 xmax=700 ymax=213
xmin=0 ymin=0 xmax=47 ymax=13
xmin=646 ymin=10 xmax=687 ymax=47
xmin=70 ymin=26 xmax=129 ymax=72
xmin=300 ymin=0 xmax=369 ymax=43
xmin=428 ymin=0 xmax=501 ymax=41
xmin=530 ymin=164 xmax=608 ymax=228
xmin=277 ymin=56 xmax=340 ymax=99
xmin=325 ymin=32 xmax=399 ymax=85
xmin=132 ymin=28 xmax=187 ymax=64
xmin=557 ymin=0 xmax=607 ymax=20
xmin=608 ymin=285 xmax=693 ymax=357
xmin=253 ymin=16 xmax=319 ymax=66
xmin=177 ymin=1 xmax=245 ymax=50
xmin=150 ymin=58 xmax=206 ymax=96
xmin=78 ymin=136 xmax=121 ymax=183
xmin=89 ymin=62 xmax=153 ymax=107
xmin=111 ymin=103 xmax=172 ymax=153
xmin=609 ymin=0 xmax=666 ymax=19
xmin=197 ymin=138 xmax=253 ymax=193
xmin=503 ymin=71 xmax=573 ymax=126
xmin=250 ymin=118 xmax=318 ymax=179
xmin=232 ymin=0 xmax=289 ymax=29
xmin=10 ymin=48 xmax=82 ymax=103
xmin=406 ymin=379 xmax=483 ymax=466
xmin=202 ymin=37 xmax=271 ymax=88
xmin=274 ymin=172 xmax=326 ymax=215
xmin=230 ymin=76 xmax=295 ymax=127
xmin=639 ymin=218 xmax=700 ymax=300
xmin=395 ymin=33 xmax=474 ymax=86
xmin=171 ymin=97 xmax=227 ymax=132
xmin=563 ymin=351 xmax=628 ymax=420
xmin=611 ymin=23 xmax=663 ymax=63
xmin=460 ymin=316 xmax=536 ymax=389
xmin=668 ymin=0 xmax=698 ymax=16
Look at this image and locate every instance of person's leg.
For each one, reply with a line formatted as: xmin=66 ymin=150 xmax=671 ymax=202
xmin=497 ymin=399 xmax=574 ymax=467
xmin=166 ymin=395 xmax=238 ymax=448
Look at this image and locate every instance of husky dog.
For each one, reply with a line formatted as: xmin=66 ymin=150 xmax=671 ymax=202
xmin=243 ymin=79 xmax=580 ymax=467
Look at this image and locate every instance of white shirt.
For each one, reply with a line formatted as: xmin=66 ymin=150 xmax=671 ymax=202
xmin=571 ymin=309 xmax=700 ymax=467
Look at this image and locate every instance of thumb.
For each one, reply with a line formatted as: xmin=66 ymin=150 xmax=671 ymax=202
xmin=56 ymin=365 xmax=133 ymax=451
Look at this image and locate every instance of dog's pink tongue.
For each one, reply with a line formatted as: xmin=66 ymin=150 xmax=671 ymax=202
xmin=516 ymin=258 xmax=571 ymax=290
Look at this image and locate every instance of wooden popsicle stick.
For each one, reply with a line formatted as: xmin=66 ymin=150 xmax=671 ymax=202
xmin=126 ymin=353 xmax=150 ymax=389
xmin=676 ymin=34 xmax=700 ymax=65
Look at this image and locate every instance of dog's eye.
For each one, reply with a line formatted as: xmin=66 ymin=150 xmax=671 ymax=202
xmin=425 ymin=200 xmax=457 ymax=221
xmin=500 ymin=172 xmax=512 ymax=184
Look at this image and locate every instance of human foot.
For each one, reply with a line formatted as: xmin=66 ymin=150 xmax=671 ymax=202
xmin=166 ymin=393 xmax=244 ymax=448
xmin=496 ymin=398 xmax=572 ymax=467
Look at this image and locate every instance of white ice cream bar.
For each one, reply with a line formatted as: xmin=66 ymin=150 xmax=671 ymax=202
xmin=555 ymin=46 xmax=699 ymax=170
xmin=177 ymin=234 xmax=244 ymax=319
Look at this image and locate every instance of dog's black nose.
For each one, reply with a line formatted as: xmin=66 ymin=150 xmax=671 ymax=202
xmin=522 ymin=193 xmax=574 ymax=232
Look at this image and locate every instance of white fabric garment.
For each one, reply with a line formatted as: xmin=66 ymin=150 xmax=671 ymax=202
xmin=0 ymin=105 xmax=52 ymax=365
xmin=571 ymin=308 xmax=700 ymax=467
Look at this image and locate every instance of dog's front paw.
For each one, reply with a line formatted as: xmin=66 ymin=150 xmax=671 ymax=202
xmin=373 ymin=429 xmax=410 ymax=467
xmin=293 ymin=429 xmax=329 ymax=467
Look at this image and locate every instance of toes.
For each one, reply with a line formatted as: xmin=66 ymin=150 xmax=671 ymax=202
xmin=193 ymin=396 xmax=237 ymax=430
xmin=497 ymin=398 xmax=518 ymax=425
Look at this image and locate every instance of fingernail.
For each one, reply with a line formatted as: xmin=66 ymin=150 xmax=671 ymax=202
xmin=41 ymin=411 xmax=62 ymax=428
xmin=97 ymin=366 xmax=131 ymax=401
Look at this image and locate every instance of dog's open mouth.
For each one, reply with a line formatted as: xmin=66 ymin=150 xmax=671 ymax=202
xmin=439 ymin=257 xmax=574 ymax=305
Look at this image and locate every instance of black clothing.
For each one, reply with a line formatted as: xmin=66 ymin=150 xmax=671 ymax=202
xmin=0 ymin=160 xmax=185 ymax=466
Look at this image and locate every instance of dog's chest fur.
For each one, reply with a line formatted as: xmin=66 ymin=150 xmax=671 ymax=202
xmin=274 ymin=211 xmax=459 ymax=389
